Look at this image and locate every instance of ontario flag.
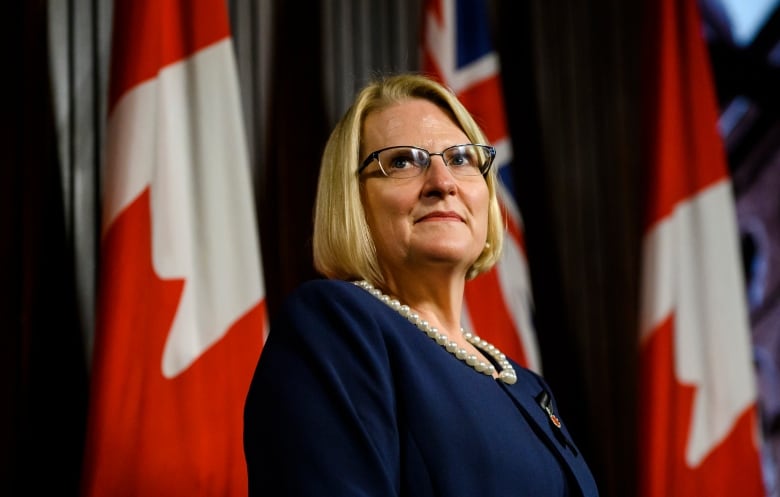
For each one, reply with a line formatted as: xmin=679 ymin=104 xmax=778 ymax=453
xmin=421 ymin=0 xmax=541 ymax=372
xmin=80 ymin=1 xmax=266 ymax=496
xmin=637 ymin=1 xmax=765 ymax=496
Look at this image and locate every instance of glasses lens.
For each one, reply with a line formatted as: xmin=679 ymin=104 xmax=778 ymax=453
xmin=443 ymin=145 xmax=490 ymax=176
xmin=378 ymin=147 xmax=429 ymax=178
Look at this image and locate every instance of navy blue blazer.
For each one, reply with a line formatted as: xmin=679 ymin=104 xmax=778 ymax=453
xmin=244 ymin=279 xmax=599 ymax=496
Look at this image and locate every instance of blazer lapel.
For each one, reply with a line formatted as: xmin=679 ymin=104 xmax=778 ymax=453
xmin=500 ymin=369 xmax=598 ymax=497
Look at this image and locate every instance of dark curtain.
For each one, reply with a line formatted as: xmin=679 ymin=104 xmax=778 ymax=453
xmin=1 ymin=1 xmax=89 ymax=496
xmin=496 ymin=2 xmax=643 ymax=496
xmin=259 ymin=0 xmax=330 ymax=318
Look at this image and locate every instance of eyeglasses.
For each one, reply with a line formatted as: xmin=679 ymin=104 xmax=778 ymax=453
xmin=358 ymin=144 xmax=496 ymax=178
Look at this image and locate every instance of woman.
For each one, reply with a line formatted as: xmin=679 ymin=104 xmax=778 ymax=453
xmin=243 ymin=73 xmax=599 ymax=496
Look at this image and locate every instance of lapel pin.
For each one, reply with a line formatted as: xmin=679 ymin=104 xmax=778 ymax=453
xmin=535 ymin=390 xmax=577 ymax=455
xmin=538 ymin=391 xmax=562 ymax=429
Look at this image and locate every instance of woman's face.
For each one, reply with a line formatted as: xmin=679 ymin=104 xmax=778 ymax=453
xmin=359 ymin=98 xmax=490 ymax=280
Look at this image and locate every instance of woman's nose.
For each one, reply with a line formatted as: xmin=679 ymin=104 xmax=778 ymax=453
xmin=421 ymin=155 xmax=456 ymax=193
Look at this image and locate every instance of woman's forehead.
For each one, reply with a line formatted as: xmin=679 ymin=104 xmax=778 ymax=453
xmin=363 ymin=99 xmax=466 ymax=149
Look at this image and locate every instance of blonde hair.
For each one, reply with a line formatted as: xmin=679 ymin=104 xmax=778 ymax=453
xmin=312 ymin=73 xmax=504 ymax=287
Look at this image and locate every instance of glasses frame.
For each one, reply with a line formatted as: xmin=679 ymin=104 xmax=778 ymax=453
xmin=357 ymin=144 xmax=496 ymax=178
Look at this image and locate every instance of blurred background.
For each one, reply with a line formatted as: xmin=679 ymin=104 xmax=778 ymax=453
xmin=704 ymin=0 xmax=780 ymax=491
xmin=3 ymin=0 xmax=779 ymax=496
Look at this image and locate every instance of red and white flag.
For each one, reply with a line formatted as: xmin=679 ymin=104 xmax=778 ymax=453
xmin=638 ymin=1 xmax=764 ymax=496
xmin=81 ymin=1 xmax=266 ymax=496
xmin=421 ymin=0 xmax=541 ymax=372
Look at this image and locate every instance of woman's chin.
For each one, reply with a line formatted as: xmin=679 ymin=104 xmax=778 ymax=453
xmin=411 ymin=244 xmax=481 ymax=268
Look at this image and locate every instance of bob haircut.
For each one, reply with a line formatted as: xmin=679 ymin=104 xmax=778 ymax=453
xmin=312 ymin=72 xmax=504 ymax=288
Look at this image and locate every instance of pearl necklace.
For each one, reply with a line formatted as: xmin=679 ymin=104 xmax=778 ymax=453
xmin=353 ymin=280 xmax=517 ymax=384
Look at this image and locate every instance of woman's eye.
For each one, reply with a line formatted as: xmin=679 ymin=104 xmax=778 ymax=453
xmin=387 ymin=151 xmax=422 ymax=169
xmin=389 ymin=156 xmax=413 ymax=169
xmin=449 ymin=153 xmax=471 ymax=167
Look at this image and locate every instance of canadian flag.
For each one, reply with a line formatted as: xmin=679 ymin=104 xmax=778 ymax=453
xmin=421 ymin=0 xmax=541 ymax=372
xmin=80 ymin=1 xmax=266 ymax=496
xmin=637 ymin=1 xmax=764 ymax=496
